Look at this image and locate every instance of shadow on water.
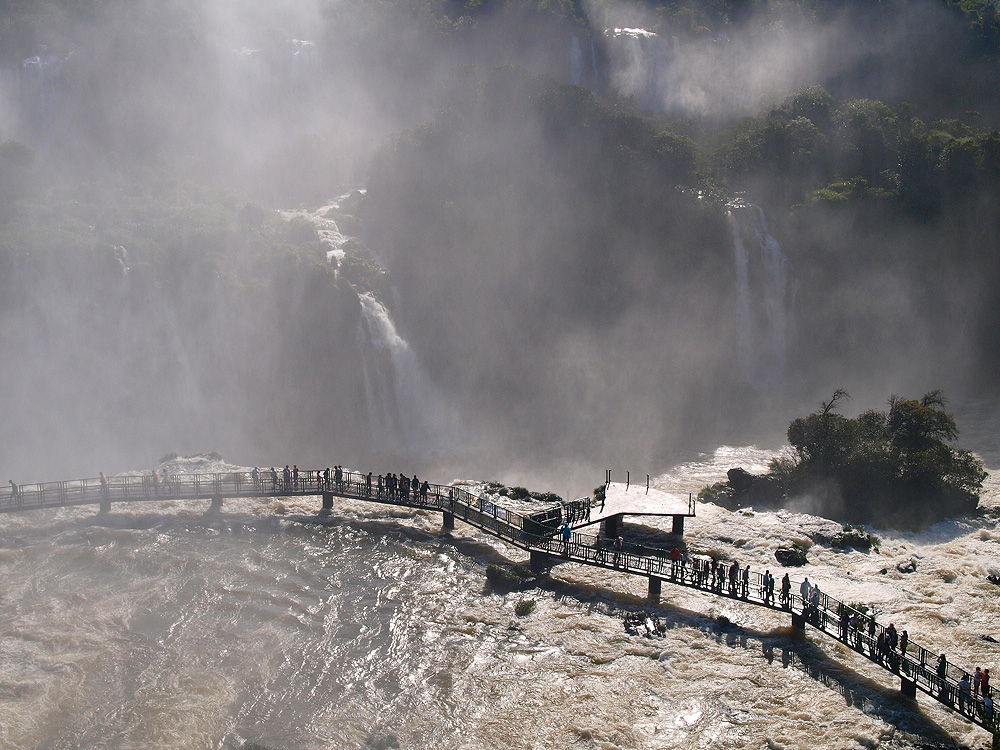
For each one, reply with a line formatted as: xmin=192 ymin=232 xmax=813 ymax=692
xmin=524 ymin=571 xmax=964 ymax=748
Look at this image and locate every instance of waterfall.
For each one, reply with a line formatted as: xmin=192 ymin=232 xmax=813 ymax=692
xmin=602 ymin=28 xmax=674 ymax=111
xmin=727 ymin=203 xmax=790 ymax=390
xmin=6 ymin=52 xmax=70 ymax=143
xmin=280 ymin=194 xmax=460 ymax=458
xmin=570 ymin=36 xmax=585 ymax=86
xmin=356 ymin=293 xmax=459 ymax=457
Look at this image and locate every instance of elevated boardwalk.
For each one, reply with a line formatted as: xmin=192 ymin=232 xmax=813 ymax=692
xmin=2 ymin=469 xmax=997 ymax=744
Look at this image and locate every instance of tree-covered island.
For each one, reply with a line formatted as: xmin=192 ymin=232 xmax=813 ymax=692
xmin=700 ymin=390 xmax=988 ymax=529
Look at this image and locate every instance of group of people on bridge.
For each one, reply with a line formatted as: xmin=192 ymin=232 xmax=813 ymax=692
xmin=648 ymin=544 xmax=996 ymax=725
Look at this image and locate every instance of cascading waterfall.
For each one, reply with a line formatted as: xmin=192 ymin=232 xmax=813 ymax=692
xmin=281 ymin=194 xmax=460 ymax=458
xmin=356 ymin=293 xmax=459 ymax=457
xmin=2 ymin=53 xmax=70 ymax=142
xmin=600 ymin=28 xmax=674 ymax=111
xmin=727 ymin=202 xmax=790 ymax=390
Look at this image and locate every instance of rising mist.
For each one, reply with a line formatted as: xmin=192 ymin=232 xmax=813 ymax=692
xmin=1 ymin=0 xmax=997 ymax=498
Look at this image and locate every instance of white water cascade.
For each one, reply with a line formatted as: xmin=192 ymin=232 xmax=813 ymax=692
xmin=728 ymin=203 xmax=790 ymax=391
xmin=356 ymin=293 xmax=460 ymax=457
xmin=280 ymin=194 xmax=461 ymax=458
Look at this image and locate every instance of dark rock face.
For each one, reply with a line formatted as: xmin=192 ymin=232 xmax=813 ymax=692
xmin=727 ymin=467 xmax=756 ymax=494
xmin=725 ymin=468 xmax=784 ymax=508
xmin=775 ymin=547 xmax=807 ymax=566
xmin=896 ymin=558 xmax=918 ymax=574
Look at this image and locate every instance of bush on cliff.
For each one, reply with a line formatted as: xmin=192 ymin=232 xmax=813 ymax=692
xmin=703 ymin=390 xmax=986 ymax=529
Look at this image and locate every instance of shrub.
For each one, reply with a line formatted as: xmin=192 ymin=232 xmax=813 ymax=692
xmin=514 ymin=599 xmax=536 ymax=617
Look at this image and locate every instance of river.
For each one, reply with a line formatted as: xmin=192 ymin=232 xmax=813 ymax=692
xmin=0 ymin=441 xmax=996 ymax=749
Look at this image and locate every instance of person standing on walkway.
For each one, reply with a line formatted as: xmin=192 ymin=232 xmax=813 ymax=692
xmin=937 ymin=654 xmax=949 ymax=701
xmin=613 ymin=535 xmax=623 ymax=566
xmin=780 ymin=573 xmax=791 ymax=607
xmin=8 ymin=480 xmax=19 ymax=506
xmin=799 ymin=577 xmax=811 ymax=606
xmin=982 ymin=668 xmax=990 ymax=698
xmin=561 ymin=522 xmax=571 ymax=555
xmin=958 ymin=674 xmax=972 ymax=712
xmin=741 ymin=565 xmax=750 ymax=598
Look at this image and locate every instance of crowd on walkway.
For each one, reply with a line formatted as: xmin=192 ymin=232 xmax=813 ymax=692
xmin=590 ymin=538 xmax=996 ymax=726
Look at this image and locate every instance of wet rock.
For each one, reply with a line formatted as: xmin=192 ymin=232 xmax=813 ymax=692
xmin=775 ymin=547 xmax=807 ymax=566
xmin=896 ymin=558 xmax=918 ymax=574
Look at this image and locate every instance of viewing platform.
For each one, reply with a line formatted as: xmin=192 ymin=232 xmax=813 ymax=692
xmin=582 ymin=473 xmax=695 ymax=537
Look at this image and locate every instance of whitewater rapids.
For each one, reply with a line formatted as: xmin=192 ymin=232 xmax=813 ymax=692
xmin=0 ymin=444 xmax=997 ymax=749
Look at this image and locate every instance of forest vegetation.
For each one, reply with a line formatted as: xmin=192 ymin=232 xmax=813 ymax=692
xmin=0 ymin=0 xmax=997 ymax=498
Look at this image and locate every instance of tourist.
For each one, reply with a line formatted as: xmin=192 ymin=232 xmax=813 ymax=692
xmin=974 ymin=667 xmax=983 ymax=695
xmin=780 ymin=573 xmax=791 ymax=607
xmin=561 ymin=522 xmax=571 ymax=555
xmin=982 ymin=668 xmax=991 ymax=698
xmin=900 ymin=630 xmax=908 ymax=657
xmin=800 ymin=577 xmax=811 ymax=604
xmin=741 ymin=565 xmax=750 ymax=598
xmin=252 ymin=467 xmax=260 ymax=489
xmin=670 ymin=547 xmax=681 ymax=578
xmin=958 ymin=673 xmax=972 ymax=712
xmin=937 ymin=654 xmax=949 ymax=701
xmin=8 ymin=480 xmax=19 ymax=506
xmin=613 ymin=535 xmax=623 ymax=566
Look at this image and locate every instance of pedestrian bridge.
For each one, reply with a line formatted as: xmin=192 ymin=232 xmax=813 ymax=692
xmin=3 ymin=468 xmax=997 ymax=745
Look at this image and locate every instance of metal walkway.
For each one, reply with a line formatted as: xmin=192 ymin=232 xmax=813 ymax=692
xmin=3 ymin=468 xmax=998 ymax=743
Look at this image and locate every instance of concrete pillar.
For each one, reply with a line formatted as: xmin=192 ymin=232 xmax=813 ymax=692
xmin=99 ymin=497 xmax=111 ymax=514
xmin=321 ymin=491 xmax=333 ymax=514
xmin=672 ymin=515 xmax=685 ymax=536
xmin=992 ymin=731 xmax=999 ymax=750
xmin=210 ymin=496 xmax=223 ymax=511
xmin=901 ymin=678 xmax=916 ymax=699
xmin=529 ymin=550 xmax=550 ymax=573
xmin=603 ymin=514 xmax=620 ymax=539
xmin=791 ymin=612 xmax=806 ymax=630
xmin=443 ymin=511 xmax=455 ymax=530
xmin=648 ymin=577 xmax=661 ymax=603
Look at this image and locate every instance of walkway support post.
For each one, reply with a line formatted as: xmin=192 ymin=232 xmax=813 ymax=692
xmin=529 ymin=550 xmax=550 ymax=573
xmin=648 ymin=576 xmax=661 ymax=603
xmin=604 ymin=514 xmax=620 ymax=540
xmin=791 ymin=612 xmax=806 ymax=630
xmin=321 ymin=491 xmax=333 ymax=515
xmin=901 ymin=677 xmax=916 ymax=699
xmin=210 ymin=496 xmax=223 ymax=512
xmin=442 ymin=511 xmax=454 ymax=530
xmin=672 ymin=515 xmax=685 ymax=536
xmin=99 ymin=497 xmax=111 ymax=514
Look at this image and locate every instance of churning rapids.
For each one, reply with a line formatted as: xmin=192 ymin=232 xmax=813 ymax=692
xmin=0 ymin=428 xmax=997 ymax=750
